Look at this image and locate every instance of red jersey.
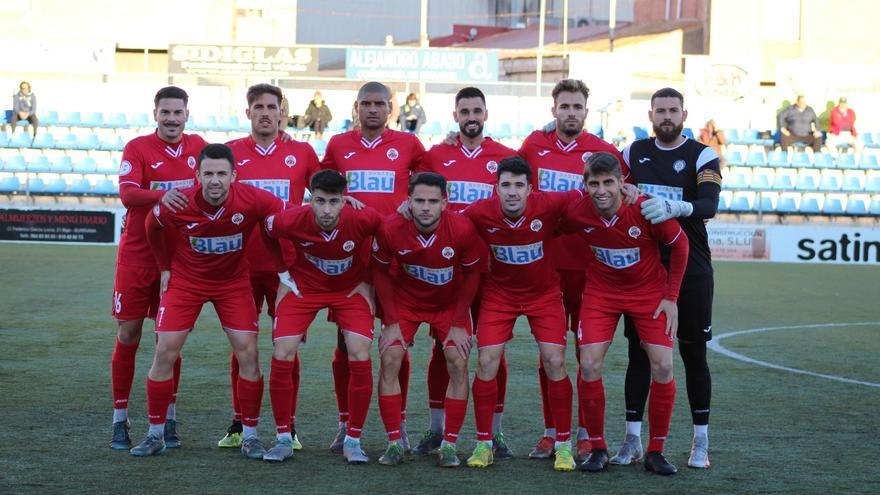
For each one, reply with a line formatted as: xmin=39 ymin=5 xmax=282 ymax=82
xmin=519 ymin=129 xmax=627 ymax=271
xmin=149 ymin=182 xmax=285 ymax=286
xmin=463 ymin=190 xmax=581 ymax=297
xmin=420 ymin=138 xmax=516 ymax=211
xmin=117 ymin=131 xmax=207 ymax=267
xmin=321 ymin=129 xmax=425 ymax=214
xmin=372 ymin=212 xmax=481 ymax=312
xmin=264 ymin=204 xmax=383 ymax=294
xmin=562 ymin=196 xmax=686 ymax=300
xmin=228 ymin=135 xmax=320 ymax=272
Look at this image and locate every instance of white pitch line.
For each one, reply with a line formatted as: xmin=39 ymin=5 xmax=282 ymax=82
xmin=708 ymin=322 xmax=880 ymax=388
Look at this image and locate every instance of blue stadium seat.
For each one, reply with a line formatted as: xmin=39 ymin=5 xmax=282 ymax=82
xmin=59 ymin=112 xmax=82 ymax=127
xmin=841 ymin=173 xmax=865 ymax=192
xmin=822 ymin=196 xmax=844 ymax=215
xmin=867 ymin=133 xmax=880 ymax=149
xmin=82 ymin=112 xmax=104 ymax=127
xmin=859 ymin=154 xmax=879 ymax=170
xmin=795 ymin=174 xmax=818 ymax=190
xmin=517 ymin=123 xmax=536 ymax=138
xmin=311 ymin=139 xmax=328 ymax=156
xmin=94 ymin=179 xmax=117 ymax=195
xmin=41 ymin=110 xmax=59 ymax=126
xmin=683 ymin=128 xmax=695 ymax=139
xmin=772 ymin=172 xmax=795 ymax=190
xmin=0 ymin=131 xmax=8 ymax=147
xmin=799 ymin=196 xmax=821 ymax=214
xmin=495 ymin=123 xmax=514 ymax=139
xmin=725 ymin=151 xmax=744 ymax=166
xmin=27 ymin=177 xmax=45 ymax=194
xmin=28 ymin=156 xmax=51 ymax=173
xmin=191 ymin=116 xmax=217 ymax=131
xmin=55 ymin=134 xmax=79 ymax=149
xmin=846 ymin=197 xmax=868 ymax=215
xmin=44 ymin=178 xmax=68 ymax=194
xmin=870 ymin=198 xmax=880 ymax=215
xmin=3 ymin=155 xmax=26 ymax=172
xmin=0 ymin=176 xmax=20 ymax=193
xmin=424 ymin=121 xmax=443 ymax=136
xmin=100 ymin=135 xmax=125 ymax=151
xmin=818 ymin=174 xmax=841 ymax=191
xmin=725 ymin=129 xmax=741 ymax=144
xmin=31 ymin=133 xmax=56 ymax=149
xmin=750 ymin=172 xmax=772 ymax=190
xmin=717 ymin=194 xmax=729 ymax=211
xmin=8 ymin=132 xmax=32 ymax=148
xmin=740 ymin=129 xmax=760 ymax=145
xmin=865 ymin=175 xmax=880 ymax=193
xmin=105 ymin=112 xmax=128 ymax=128
xmin=725 ymin=170 xmax=749 ymax=189
xmin=633 ymin=126 xmax=649 ymax=140
xmin=813 ymin=153 xmax=834 ymax=168
xmin=768 ymin=151 xmax=788 ymax=168
xmin=757 ymin=195 xmax=775 ymax=212
xmin=73 ymin=157 xmax=98 ymax=174
xmin=95 ymin=158 xmax=118 ymax=174
xmin=216 ymin=115 xmax=240 ymax=132
xmin=75 ymin=134 xmax=101 ymax=150
xmin=129 ymin=113 xmax=151 ymax=128
xmin=745 ymin=151 xmax=766 ymax=167
xmin=328 ymin=119 xmax=347 ymax=133
xmin=776 ymin=195 xmax=798 ymax=214
xmin=49 ymin=156 xmax=73 ymax=173
xmin=836 ymin=153 xmax=857 ymax=169
xmin=729 ymin=195 xmax=752 ymax=211
xmin=790 ymin=152 xmax=811 ymax=168
xmin=68 ymin=178 xmax=92 ymax=194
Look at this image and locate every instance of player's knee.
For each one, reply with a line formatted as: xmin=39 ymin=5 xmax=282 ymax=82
xmin=476 ymin=352 xmax=499 ymax=377
xmin=580 ymin=358 xmax=603 ymax=381
xmin=649 ymin=358 xmax=674 ymax=383
xmin=117 ymin=320 xmax=143 ymax=344
xmin=445 ymin=354 xmax=468 ymax=378
xmin=272 ymin=342 xmax=298 ymax=361
xmin=541 ymin=350 xmax=565 ymax=374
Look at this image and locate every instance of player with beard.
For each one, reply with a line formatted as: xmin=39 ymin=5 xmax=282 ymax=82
xmin=609 ymin=87 xmax=721 ymax=469
xmin=413 ymin=87 xmax=517 ymax=459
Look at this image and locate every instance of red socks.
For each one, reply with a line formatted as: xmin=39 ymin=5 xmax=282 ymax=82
xmin=444 ymin=397 xmax=468 ymax=444
xmin=399 ymin=352 xmax=410 ymax=421
xmin=230 ymin=352 xmax=241 ymax=421
xmin=146 ymin=377 xmax=173 ymax=425
xmin=426 ymin=343 xmax=448 ymax=410
xmin=647 ymin=379 xmax=676 ymax=453
xmin=547 ymin=376 xmax=573 ymax=442
xmin=237 ymin=375 xmax=264 ymax=428
xmin=269 ymin=358 xmax=295 ymax=434
xmin=495 ymin=354 xmax=508 ymax=414
xmin=332 ymin=347 xmax=350 ymax=423
xmin=472 ymin=377 xmax=497 ymax=441
xmin=111 ymin=339 xmax=139 ymax=410
xmin=579 ymin=377 xmax=607 ymax=450
xmin=378 ymin=393 xmax=403 ymax=441
xmin=346 ymin=359 xmax=373 ymax=438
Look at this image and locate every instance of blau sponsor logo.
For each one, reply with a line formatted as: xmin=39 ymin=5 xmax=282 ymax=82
xmin=538 ymin=168 xmax=583 ymax=192
xmin=304 ymin=253 xmax=353 ymax=275
xmin=591 ymin=246 xmax=640 ymax=269
xmin=490 ymin=241 xmax=544 ymax=265
xmin=403 ymin=264 xmax=454 ymax=286
xmin=189 ymin=233 xmax=243 ymax=254
xmin=640 ymin=183 xmax=683 ymax=201
xmin=239 ymin=179 xmax=291 ymax=201
xmin=150 ymin=179 xmax=194 ymax=191
xmin=447 ymin=181 xmax=493 ymax=204
xmin=346 ymin=170 xmax=395 ymax=193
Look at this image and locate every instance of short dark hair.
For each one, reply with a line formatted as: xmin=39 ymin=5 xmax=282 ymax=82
xmin=552 ymin=79 xmax=590 ymax=102
xmin=650 ymin=87 xmax=684 ymax=107
xmin=357 ymin=81 xmax=391 ymax=102
xmin=497 ymin=156 xmax=532 ymax=184
xmin=246 ymin=83 xmax=283 ymax=106
xmin=154 ymin=86 xmax=189 ymax=107
xmin=310 ymin=170 xmax=347 ymax=195
xmin=198 ymin=143 xmax=235 ymax=171
xmin=455 ymin=86 xmax=486 ymax=105
xmin=408 ymin=172 xmax=447 ymax=196
xmin=583 ymin=152 xmax=622 ymax=180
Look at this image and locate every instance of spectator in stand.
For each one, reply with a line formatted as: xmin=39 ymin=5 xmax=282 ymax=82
xmin=10 ymin=81 xmax=38 ymax=138
xmin=699 ymin=119 xmax=727 ymax=166
xmin=777 ymin=95 xmax=822 ymax=151
xmin=303 ymin=91 xmax=333 ymax=139
xmin=399 ymin=93 xmax=426 ymax=134
xmin=827 ymin=97 xmax=861 ymax=153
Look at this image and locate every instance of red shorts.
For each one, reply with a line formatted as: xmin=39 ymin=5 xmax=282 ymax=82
xmin=558 ymin=269 xmax=586 ymax=333
xmin=475 ymin=287 xmax=567 ymax=348
xmin=249 ymin=270 xmax=279 ymax=318
xmin=112 ymin=264 xmax=160 ymax=321
xmin=396 ymin=304 xmax=473 ymax=348
xmin=274 ymin=290 xmax=374 ymax=342
xmin=577 ymin=291 xmax=673 ymax=348
xmin=156 ymin=278 xmax=259 ymax=333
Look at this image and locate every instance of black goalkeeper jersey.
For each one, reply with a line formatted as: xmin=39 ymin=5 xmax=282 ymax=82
xmin=623 ymin=137 xmax=722 ymax=277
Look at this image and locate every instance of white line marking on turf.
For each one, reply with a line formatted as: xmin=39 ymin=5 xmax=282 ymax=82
xmin=708 ymin=322 xmax=880 ymax=388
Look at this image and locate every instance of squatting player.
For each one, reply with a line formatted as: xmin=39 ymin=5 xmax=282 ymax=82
xmin=461 ymin=156 xmax=578 ymax=472
xmin=611 ymin=87 xmax=721 ymax=469
xmin=412 ymin=86 xmax=517 ymax=459
xmin=372 ymin=172 xmax=482 ymax=467
xmin=561 ymin=152 xmax=688 ymax=475
xmin=109 ymin=86 xmax=206 ymax=450
xmin=261 ymin=170 xmax=382 ymax=465
xmin=321 ymin=81 xmax=425 ymax=452
xmin=218 ymin=83 xmax=319 ymax=450
xmin=131 ymin=143 xmax=286 ymax=459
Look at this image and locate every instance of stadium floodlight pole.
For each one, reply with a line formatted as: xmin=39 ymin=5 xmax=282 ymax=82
xmin=609 ymin=0 xmax=617 ymax=53
xmin=419 ymin=0 xmax=428 ymax=98
xmin=563 ymin=0 xmax=569 ymax=57
xmin=536 ymin=0 xmax=546 ymax=97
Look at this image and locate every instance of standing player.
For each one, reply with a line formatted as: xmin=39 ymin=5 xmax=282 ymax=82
xmin=562 ymin=152 xmax=688 ymax=475
xmin=462 ymin=156 xmax=578 ymax=472
xmin=110 ymin=86 xmax=206 ymax=450
xmin=610 ymin=88 xmax=721 ymax=469
xmin=321 ymin=81 xmax=425 ymax=451
xmin=372 ymin=173 xmax=482 ymax=467
xmin=217 ymin=83 xmax=320 ymax=450
xmin=412 ymin=86 xmax=517 ymax=459
xmin=131 ymin=143 xmax=286 ymax=458
xmin=260 ymin=170 xmax=382 ymax=464
xmin=518 ymin=79 xmax=631 ymax=462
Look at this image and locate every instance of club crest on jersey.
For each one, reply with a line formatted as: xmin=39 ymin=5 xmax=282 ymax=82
xmin=628 ymin=226 xmax=641 ymax=239
xmin=372 ymin=238 xmax=379 ymax=252
xmin=119 ymin=160 xmax=132 ymax=176
xmin=491 ymin=241 xmax=544 ymax=265
xmin=285 ymin=155 xmax=297 ymax=167
xmin=486 ymin=160 xmax=498 ymax=173
xmin=266 ymin=215 xmax=275 ymax=232
xmin=231 ymin=213 xmax=244 ymax=225
xmin=582 ymin=151 xmax=593 ymax=163
xmin=442 ymin=246 xmax=455 ymax=259
xmin=187 ymin=156 xmax=196 ymax=169
xmin=403 ymin=264 xmax=454 ymax=286
xmin=152 ymin=204 xmax=161 ymax=217
xmin=673 ymin=160 xmax=686 ymax=173
xmin=530 ymin=219 xmax=543 ymax=232
xmin=386 ymin=148 xmax=399 ymax=161
xmin=591 ymin=246 xmax=640 ymax=269
xmin=343 ymin=240 xmax=356 ymax=252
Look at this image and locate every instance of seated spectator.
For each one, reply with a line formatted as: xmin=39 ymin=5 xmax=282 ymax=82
xmin=10 ymin=81 xmax=38 ymax=138
xmin=700 ymin=119 xmax=727 ymax=164
xmin=398 ymin=92 xmax=426 ymax=134
xmin=303 ymin=91 xmax=333 ymax=139
xmin=826 ymin=96 xmax=861 ymax=153
xmin=778 ymin=95 xmax=822 ymax=151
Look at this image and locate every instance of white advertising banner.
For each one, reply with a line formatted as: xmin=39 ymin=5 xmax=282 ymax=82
xmin=708 ymin=224 xmax=880 ymax=265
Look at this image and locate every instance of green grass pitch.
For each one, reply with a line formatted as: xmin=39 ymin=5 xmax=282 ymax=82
xmin=1 ymin=244 xmax=878 ymax=494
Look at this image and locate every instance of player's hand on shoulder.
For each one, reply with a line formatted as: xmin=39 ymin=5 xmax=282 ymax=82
xmin=641 ymin=196 xmax=689 ymax=224
xmin=161 ymin=188 xmax=189 ymax=212
xmin=397 ymin=200 xmax=413 ymax=220
xmin=621 ymin=183 xmax=642 ymax=206
xmin=653 ymin=299 xmax=678 ymax=341
xmin=442 ymin=131 xmax=460 ymax=146
xmin=344 ymin=195 xmax=366 ymax=210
